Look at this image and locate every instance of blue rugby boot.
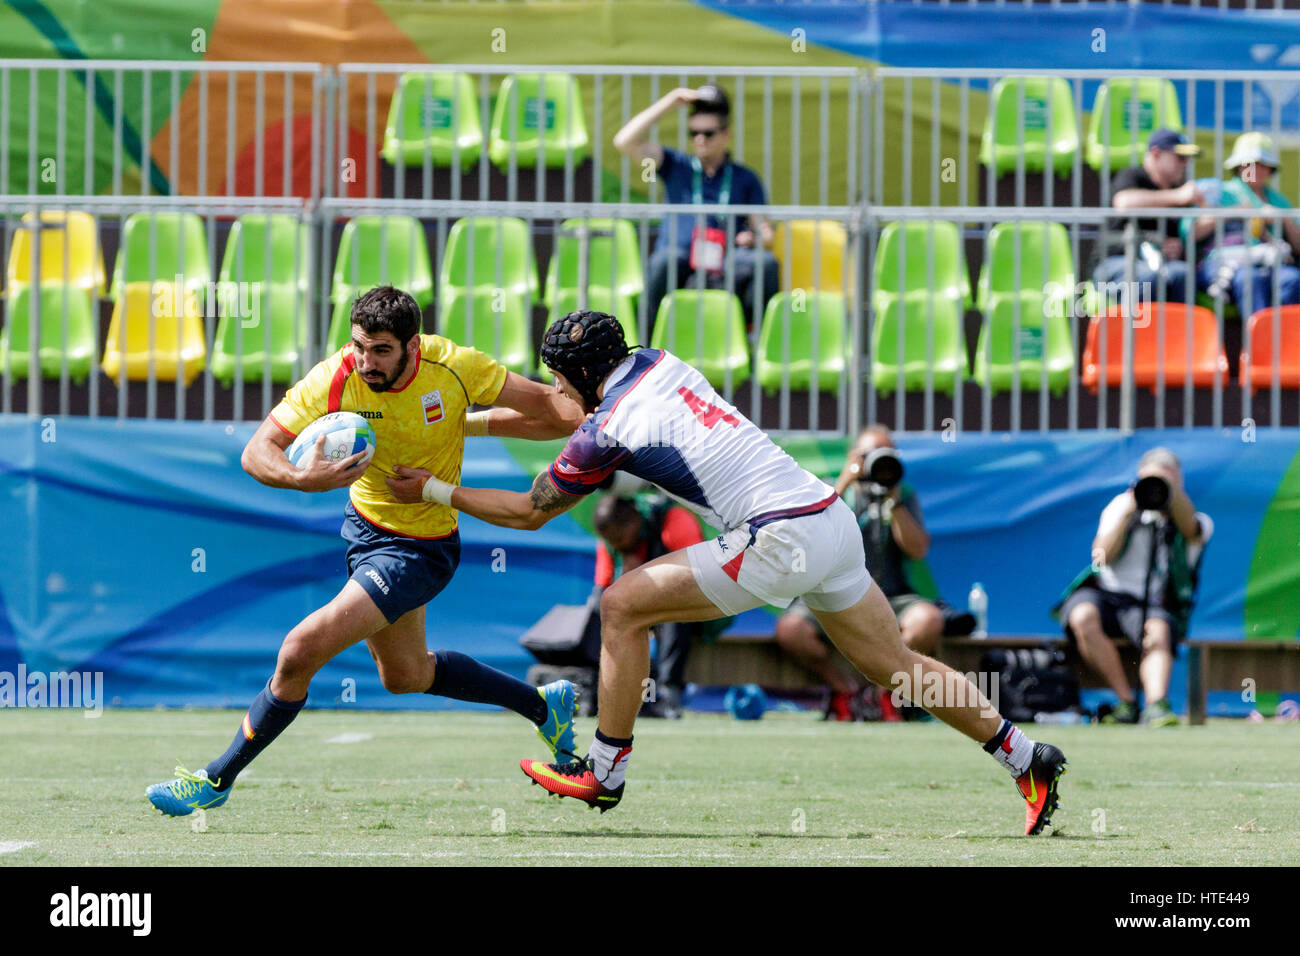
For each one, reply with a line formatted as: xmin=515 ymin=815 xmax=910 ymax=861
xmin=146 ymin=766 xmax=230 ymax=817
xmin=535 ymin=680 xmax=579 ymax=763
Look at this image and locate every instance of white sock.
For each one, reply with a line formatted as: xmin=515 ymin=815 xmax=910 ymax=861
xmin=588 ymin=733 xmax=633 ymax=789
xmin=985 ymin=720 xmax=1035 ymax=777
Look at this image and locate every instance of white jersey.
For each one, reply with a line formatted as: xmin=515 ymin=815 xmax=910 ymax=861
xmin=1095 ymin=492 xmax=1213 ymax=602
xmin=547 ymin=349 xmax=836 ymax=532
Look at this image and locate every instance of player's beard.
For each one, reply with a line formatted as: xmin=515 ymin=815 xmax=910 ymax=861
xmin=363 ymin=347 xmax=410 ymax=392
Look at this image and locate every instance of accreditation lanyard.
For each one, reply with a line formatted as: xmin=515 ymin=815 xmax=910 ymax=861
xmin=689 ymin=156 xmax=733 ymax=274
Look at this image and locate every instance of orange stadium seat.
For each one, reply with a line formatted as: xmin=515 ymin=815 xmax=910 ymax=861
xmin=1241 ymin=306 xmax=1300 ymax=392
xmin=1082 ymin=303 xmax=1228 ymax=393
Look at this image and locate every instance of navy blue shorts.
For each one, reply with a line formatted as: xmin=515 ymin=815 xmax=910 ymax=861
xmin=341 ymin=502 xmax=460 ymax=624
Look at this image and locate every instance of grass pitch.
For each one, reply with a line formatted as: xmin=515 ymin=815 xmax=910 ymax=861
xmin=1 ymin=709 xmax=1297 ymax=866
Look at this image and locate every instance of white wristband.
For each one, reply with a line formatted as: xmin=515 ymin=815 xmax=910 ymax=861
xmin=421 ymin=476 xmax=457 ymax=506
xmin=465 ymin=411 xmax=490 ymax=437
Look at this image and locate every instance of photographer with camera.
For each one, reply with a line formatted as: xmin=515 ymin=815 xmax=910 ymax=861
xmin=1053 ymin=448 xmax=1213 ymax=727
xmin=776 ymin=425 xmax=956 ymax=721
xmin=590 ymin=493 xmax=706 ymax=719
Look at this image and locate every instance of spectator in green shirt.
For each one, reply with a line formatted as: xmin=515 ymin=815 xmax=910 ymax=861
xmin=1183 ymin=132 xmax=1300 ymax=313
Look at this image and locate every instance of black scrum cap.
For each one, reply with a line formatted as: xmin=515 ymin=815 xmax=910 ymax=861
xmin=540 ymin=310 xmax=631 ymax=407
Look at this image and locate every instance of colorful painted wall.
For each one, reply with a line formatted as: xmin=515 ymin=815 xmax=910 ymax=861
xmin=4 ymin=1 xmax=1299 ymax=202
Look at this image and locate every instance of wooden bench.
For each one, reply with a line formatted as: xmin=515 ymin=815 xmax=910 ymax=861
xmin=684 ymin=632 xmax=1139 ymax=693
xmin=1185 ymin=641 xmax=1300 ymax=725
xmin=686 ymin=632 xmax=1300 ymax=723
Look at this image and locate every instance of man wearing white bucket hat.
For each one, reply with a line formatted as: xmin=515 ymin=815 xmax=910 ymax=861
xmin=1183 ymin=131 xmax=1300 ymax=312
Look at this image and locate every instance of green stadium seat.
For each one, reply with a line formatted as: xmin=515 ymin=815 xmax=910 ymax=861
xmin=488 ymin=73 xmax=589 ymax=170
xmin=757 ymin=291 xmax=846 ymax=393
xmin=1086 ymin=78 xmax=1183 ymax=173
xmin=0 ymin=284 xmax=96 ymax=383
xmin=543 ymin=218 xmax=643 ymax=310
xmin=110 ymin=212 xmax=211 ymax=303
xmin=652 ymin=289 xmax=750 ymax=390
xmin=102 ymin=281 xmax=206 ymax=385
xmin=976 ymin=221 xmax=1076 ymax=310
xmin=873 ymin=221 xmax=971 ymax=312
xmin=331 ymin=216 xmax=434 ymax=346
xmin=979 ymin=76 xmax=1080 ymax=176
xmin=211 ymin=283 xmax=312 ymax=386
xmin=220 ymin=215 xmax=311 ymax=291
xmin=1078 ymin=279 xmax=1102 ymax=319
xmin=381 ymin=71 xmax=483 ymax=170
xmin=872 ymin=296 xmax=965 ymax=396
xmin=547 ymin=286 xmax=639 ymax=345
xmin=7 ymin=210 xmax=105 ymax=295
xmin=438 ymin=286 xmax=535 ymax=375
xmin=439 ymin=216 xmax=539 ymax=303
xmin=326 ymin=297 xmax=353 ymax=353
xmin=972 ymin=291 xmax=1074 ymax=396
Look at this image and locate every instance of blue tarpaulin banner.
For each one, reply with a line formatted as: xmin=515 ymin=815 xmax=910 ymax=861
xmin=700 ymin=1 xmax=1300 ymax=133
xmin=0 ymin=416 xmax=1295 ymax=711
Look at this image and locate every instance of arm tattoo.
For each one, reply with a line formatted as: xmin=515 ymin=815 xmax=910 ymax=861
xmin=528 ymin=472 xmax=572 ymax=513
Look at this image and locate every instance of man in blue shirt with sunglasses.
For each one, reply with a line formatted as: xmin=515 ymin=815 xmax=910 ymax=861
xmin=614 ymin=84 xmax=778 ymax=327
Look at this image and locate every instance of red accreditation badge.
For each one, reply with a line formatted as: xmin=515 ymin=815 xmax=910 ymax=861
xmin=421 ymin=389 xmax=444 ymax=425
xmin=689 ymin=226 xmax=727 ymax=274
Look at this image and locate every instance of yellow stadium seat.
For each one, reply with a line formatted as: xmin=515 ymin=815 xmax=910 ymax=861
xmin=102 ymin=281 xmax=206 ymax=385
xmin=771 ymin=220 xmax=848 ymax=292
xmin=7 ymin=211 xmax=105 ymax=294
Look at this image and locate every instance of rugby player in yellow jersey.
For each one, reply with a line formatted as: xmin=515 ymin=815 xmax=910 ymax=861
xmin=146 ymin=286 xmax=586 ymax=817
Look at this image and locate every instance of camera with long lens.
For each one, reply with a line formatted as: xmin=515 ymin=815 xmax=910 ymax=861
xmin=1133 ymin=474 xmax=1171 ymax=512
xmin=859 ymin=448 xmax=904 ymax=496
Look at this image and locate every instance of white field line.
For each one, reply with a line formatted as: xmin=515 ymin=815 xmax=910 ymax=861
xmin=0 ymin=724 xmax=855 ymax=740
xmin=324 ymin=733 xmax=374 ymax=744
xmin=0 ymin=842 xmax=36 ymax=854
xmin=2 ymin=778 xmax=1299 ymax=788
xmin=92 ymin=848 xmax=893 ymax=861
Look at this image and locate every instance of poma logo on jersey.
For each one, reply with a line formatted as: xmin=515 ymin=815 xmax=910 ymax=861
xmin=49 ymin=886 xmax=151 ymax=936
xmin=421 ymin=390 xmax=444 ymax=425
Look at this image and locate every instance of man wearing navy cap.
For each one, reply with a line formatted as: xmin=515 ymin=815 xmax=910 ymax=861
xmin=614 ymin=84 xmax=779 ymax=326
xmin=1093 ymin=129 xmax=1205 ymax=307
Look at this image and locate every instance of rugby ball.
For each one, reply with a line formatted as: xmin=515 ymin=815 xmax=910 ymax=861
xmin=285 ymin=411 xmax=377 ymax=470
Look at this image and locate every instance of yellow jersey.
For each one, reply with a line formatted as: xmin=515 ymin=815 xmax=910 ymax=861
xmin=270 ymin=334 xmax=507 ymax=538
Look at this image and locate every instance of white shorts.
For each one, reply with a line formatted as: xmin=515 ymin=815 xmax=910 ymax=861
xmin=685 ymin=497 xmax=873 ymax=617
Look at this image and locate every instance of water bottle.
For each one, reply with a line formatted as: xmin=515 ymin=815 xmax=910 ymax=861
xmin=1034 ymin=711 xmax=1089 ymax=725
xmin=1195 ymin=176 xmax=1222 ymax=208
xmin=968 ymin=582 xmax=988 ymax=638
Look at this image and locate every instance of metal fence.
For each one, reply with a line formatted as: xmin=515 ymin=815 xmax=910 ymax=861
xmin=322 ymin=197 xmax=860 ymax=436
xmin=2 ymin=62 xmax=1299 ymax=434
xmin=871 ymin=68 xmax=1300 ymax=211
xmin=0 ymin=59 xmax=324 ymax=199
xmin=0 ymin=195 xmax=312 ymax=423
xmin=331 ymin=63 xmax=861 ymax=206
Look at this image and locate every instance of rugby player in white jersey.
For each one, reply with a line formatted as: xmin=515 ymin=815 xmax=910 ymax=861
xmin=388 ymin=311 xmax=1068 ymax=835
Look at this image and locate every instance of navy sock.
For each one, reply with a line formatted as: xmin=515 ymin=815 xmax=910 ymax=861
xmin=205 ymin=682 xmax=306 ymax=791
xmin=594 ymin=728 xmax=633 ymax=749
xmin=427 ymin=650 xmax=547 ymax=724
xmin=982 ymin=718 xmax=1013 ymax=754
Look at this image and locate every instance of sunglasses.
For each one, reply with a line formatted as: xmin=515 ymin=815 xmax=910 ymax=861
xmin=690 ymin=127 xmax=723 ymax=140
